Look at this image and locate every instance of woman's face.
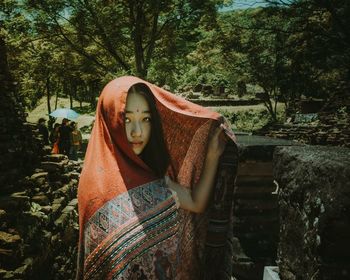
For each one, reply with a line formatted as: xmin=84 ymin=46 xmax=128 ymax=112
xmin=124 ymin=92 xmax=152 ymax=155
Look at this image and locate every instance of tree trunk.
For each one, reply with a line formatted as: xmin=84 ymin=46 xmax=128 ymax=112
xmin=130 ymin=1 xmax=146 ymax=78
xmin=46 ymin=76 xmax=51 ymax=114
xmin=69 ymin=81 xmax=74 ymax=109
xmin=55 ymin=86 xmax=59 ymax=110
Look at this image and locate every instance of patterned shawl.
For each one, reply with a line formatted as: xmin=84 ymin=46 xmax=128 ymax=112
xmin=77 ymin=76 xmax=235 ymax=279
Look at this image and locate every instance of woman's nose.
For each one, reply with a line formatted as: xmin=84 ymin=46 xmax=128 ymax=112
xmin=131 ymin=121 xmax=142 ymax=137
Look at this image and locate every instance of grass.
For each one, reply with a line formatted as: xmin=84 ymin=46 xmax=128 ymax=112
xmin=210 ymin=103 xmax=286 ymax=133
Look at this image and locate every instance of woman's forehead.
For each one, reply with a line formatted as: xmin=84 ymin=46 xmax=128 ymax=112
xmin=125 ymin=93 xmax=150 ymax=111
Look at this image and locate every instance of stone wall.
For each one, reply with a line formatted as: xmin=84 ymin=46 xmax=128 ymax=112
xmin=0 ymin=35 xmax=80 ymax=279
xmin=274 ymin=145 xmax=350 ymax=280
xmin=258 ymin=92 xmax=350 ymax=148
xmin=0 ymin=150 xmax=81 ymax=279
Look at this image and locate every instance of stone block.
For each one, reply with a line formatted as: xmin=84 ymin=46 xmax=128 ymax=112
xmin=53 ymin=184 xmax=71 ymax=199
xmin=30 ymin=172 xmax=48 ymax=182
xmin=231 ymin=237 xmax=251 ymax=262
xmin=0 ymin=231 xmax=21 ymax=248
xmin=40 ymin=205 xmax=52 ymax=215
xmin=14 ymin=257 xmax=34 ymax=277
xmin=40 ymin=161 xmax=64 ymax=173
xmin=274 ymin=145 xmax=350 ymax=280
xmin=68 ymin=198 xmax=78 ymax=208
xmin=54 ymin=213 xmax=69 ymax=230
xmin=43 ymin=154 xmax=67 ymax=162
xmin=51 ymin=197 xmax=66 ymax=220
xmin=0 ymin=209 xmax=7 ymax=222
xmin=0 ymin=193 xmax=30 ymax=212
xmin=31 ymin=195 xmax=50 ymax=206
xmin=69 ymin=172 xmax=80 ymax=180
xmin=50 ymin=181 xmax=63 ymax=191
xmin=62 ymin=205 xmax=75 ymax=214
xmin=263 ymin=266 xmax=280 ymax=280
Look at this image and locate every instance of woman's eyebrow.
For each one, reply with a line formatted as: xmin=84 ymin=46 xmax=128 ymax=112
xmin=125 ymin=110 xmax=151 ymax=113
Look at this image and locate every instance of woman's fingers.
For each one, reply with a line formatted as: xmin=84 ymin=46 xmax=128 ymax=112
xmin=207 ymin=125 xmax=227 ymax=158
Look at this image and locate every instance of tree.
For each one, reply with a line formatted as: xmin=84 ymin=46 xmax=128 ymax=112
xmin=24 ymin=0 xmax=224 ymax=79
xmin=265 ymin=0 xmax=350 ymax=101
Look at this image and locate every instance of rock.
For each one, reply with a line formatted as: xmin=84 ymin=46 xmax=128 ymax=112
xmin=68 ymin=198 xmax=78 ymax=208
xmin=62 ymin=205 xmax=75 ymax=214
xmin=40 ymin=161 xmax=64 ymax=173
xmin=274 ymin=145 xmax=350 ymax=280
xmin=69 ymin=172 xmax=80 ymax=180
xmin=14 ymin=257 xmax=34 ymax=276
xmin=0 ymin=209 xmax=7 ymax=221
xmin=50 ymin=181 xmax=63 ymax=191
xmin=43 ymin=154 xmax=67 ymax=163
xmin=0 ymin=231 xmax=21 ymax=251
xmin=40 ymin=205 xmax=52 ymax=215
xmin=3 ymin=271 xmax=15 ymax=279
xmin=30 ymin=172 xmax=48 ymax=182
xmin=31 ymin=195 xmax=50 ymax=206
xmin=54 ymin=213 xmax=69 ymax=229
xmin=53 ymin=184 xmax=71 ymax=199
xmin=51 ymin=197 xmax=66 ymax=219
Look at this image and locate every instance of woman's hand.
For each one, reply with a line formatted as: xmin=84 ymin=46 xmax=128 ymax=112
xmin=165 ymin=124 xmax=228 ymax=213
xmin=207 ymin=125 xmax=227 ymax=160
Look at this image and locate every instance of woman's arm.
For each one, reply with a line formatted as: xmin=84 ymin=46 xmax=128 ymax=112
xmin=166 ymin=125 xmax=227 ymax=213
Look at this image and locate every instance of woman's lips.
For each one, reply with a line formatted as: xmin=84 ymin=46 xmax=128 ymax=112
xmin=131 ymin=142 xmax=143 ymax=147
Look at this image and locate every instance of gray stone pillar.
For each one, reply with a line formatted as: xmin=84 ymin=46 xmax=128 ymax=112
xmin=274 ymin=145 xmax=350 ymax=280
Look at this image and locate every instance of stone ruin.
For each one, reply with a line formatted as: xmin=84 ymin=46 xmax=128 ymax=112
xmin=232 ymin=135 xmax=350 ymax=280
xmin=0 ymin=154 xmax=81 ymax=279
xmin=0 ymin=36 xmax=80 ymax=279
xmin=258 ymin=93 xmax=350 ymax=148
xmin=274 ymin=145 xmax=350 ymax=280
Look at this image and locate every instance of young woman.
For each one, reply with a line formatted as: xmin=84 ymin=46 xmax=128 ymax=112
xmin=77 ymin=76 xmax=235 ymax=279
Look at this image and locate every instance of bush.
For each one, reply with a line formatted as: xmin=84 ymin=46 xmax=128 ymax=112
xmin=216 ymin=108 xmax=280 ymax=133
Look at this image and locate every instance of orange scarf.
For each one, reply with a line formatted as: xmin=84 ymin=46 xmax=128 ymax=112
xmin=77 ymin=76 xmax=235 ymax=278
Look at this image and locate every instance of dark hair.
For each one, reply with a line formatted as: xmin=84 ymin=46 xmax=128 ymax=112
xmin=38 ymin=118 xmax=46 ymax=124
xmin=128 ymin=83 xmax=170 ymax=177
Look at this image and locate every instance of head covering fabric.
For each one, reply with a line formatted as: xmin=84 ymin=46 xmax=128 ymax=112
xmin=77 ymin=75 xmax=235 ymax=279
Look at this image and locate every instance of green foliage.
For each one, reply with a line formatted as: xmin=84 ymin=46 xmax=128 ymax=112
xmin=218 ymin=108 xmax=269 ymax=132
xmin=2 ymin=0 xmax=227 ymax=109
xmin=217 ymin=107 xmax=285 ymax=133
xmin=2 ymin=0 xmax=349 ymax=118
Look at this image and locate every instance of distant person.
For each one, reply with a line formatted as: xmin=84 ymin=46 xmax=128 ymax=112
xmin=37 ymin=118 xmax=49 ymax=145
xmin=69 ymin=121 xmax=82 ymax=160
xmin=58 ymin=118 xmax=72 ymax=155
xmin=50 ymin=123 xmax=60 ymax=154
xmin=48 ymin=117 xmax=55 ymax=131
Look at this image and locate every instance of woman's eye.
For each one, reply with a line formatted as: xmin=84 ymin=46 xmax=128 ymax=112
xmin=144 ymin=117 xmax=151 ymax=122
xmin=125 ymin=117 xmax=131 ymax=123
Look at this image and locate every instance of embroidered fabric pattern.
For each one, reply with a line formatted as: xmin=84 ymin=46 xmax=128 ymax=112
xmin=83 ymin=180 xmax=180 ymax=280
xmin=175 ymin=120 xmax=214 ymax=279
